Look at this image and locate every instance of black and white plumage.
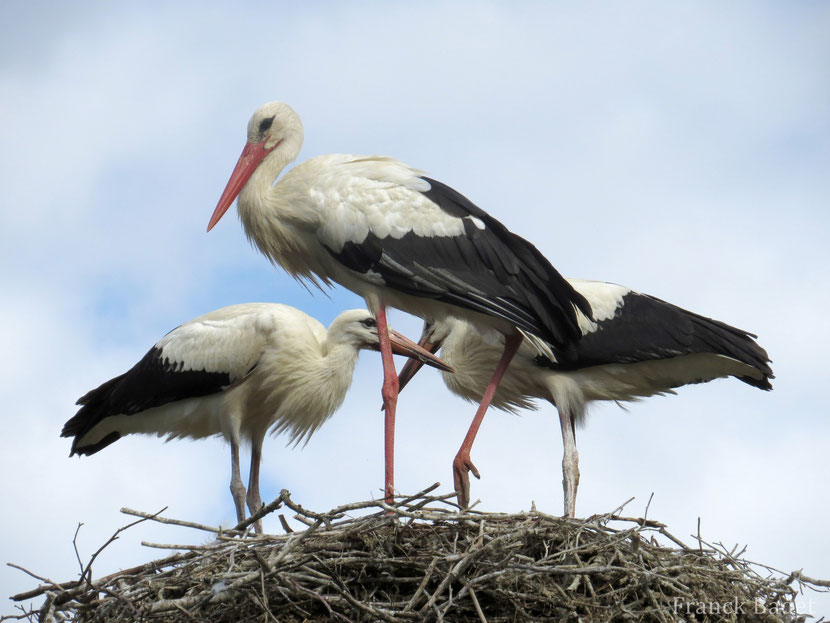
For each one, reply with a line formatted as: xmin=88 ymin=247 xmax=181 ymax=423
xmin=62 ymin=304 xmax=451 ymax=530
xmin=206 ymin=101 xmax=592 ymax=505
xmin=397 ymin=279 xmax=773 ymax=517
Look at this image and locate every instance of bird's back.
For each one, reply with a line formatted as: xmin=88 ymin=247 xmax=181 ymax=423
xmin=276 ymin=155 xmax=592 ymax=355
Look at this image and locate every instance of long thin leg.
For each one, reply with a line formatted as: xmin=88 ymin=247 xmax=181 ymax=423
xmin=229 ymin=438 xmax=247 ymax=524
xmin=453 ymin=331 xmax=523 ymax=508
xmin=246 ymin=436 xmax=264 ymax=534
xmin=375 ymin=306 xmax=399 ymax=505
xmin=558 ymin=409 xmax=580 ymax=518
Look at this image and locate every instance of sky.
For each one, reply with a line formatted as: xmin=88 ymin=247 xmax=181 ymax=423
xmin=1 ymin=0 xmax=829 ymax=617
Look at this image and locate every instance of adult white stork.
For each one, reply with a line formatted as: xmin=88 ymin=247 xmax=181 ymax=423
xmin=206 ymin=101 xmax=592 ymax=506
xmin=397 ymin=279 xmax=773 ymax=517
xmin=61 ymin=304 xmax=450 ymax=530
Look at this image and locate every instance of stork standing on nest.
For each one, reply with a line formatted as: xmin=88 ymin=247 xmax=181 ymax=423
xmin=206 ymin=101 xmax=592 ymax=506
xmin=397 ymin=279 xmax=773 ymax=517
xmin=62 ymin=304 xmax=451 ymax=531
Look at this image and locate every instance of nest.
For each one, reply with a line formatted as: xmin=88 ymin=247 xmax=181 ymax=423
xmin=8 ymin=484 xmax=827 ymax=622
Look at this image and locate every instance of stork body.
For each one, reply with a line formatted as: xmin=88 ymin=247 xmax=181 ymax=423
xmin=62 ymin=304 xmax=450 ymax=530
xmin=398 ymin=279 xmax=773 ymax=516
xmin=207 ymin=102 xmax=591 ymax=505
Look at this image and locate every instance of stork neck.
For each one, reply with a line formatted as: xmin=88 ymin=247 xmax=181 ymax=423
xmin=238 ymin=142 xmax=296 ymax=219
xmin=314 ymin=339 xmax=361 ymax=399
xmin=235 ymin=136 xmax=319 ymax=280
xmin=321 ymin=338 xmax=361 ymax=367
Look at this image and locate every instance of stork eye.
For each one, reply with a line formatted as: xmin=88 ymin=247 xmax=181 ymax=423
xmin=361 ymin=317 xmax=377 ymax=328
xmin=258 ymin=116 xmax=274 ymax=133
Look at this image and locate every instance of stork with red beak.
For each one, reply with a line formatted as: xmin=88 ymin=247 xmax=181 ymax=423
xmin=207 ymin=102 xmax=591 ymax=506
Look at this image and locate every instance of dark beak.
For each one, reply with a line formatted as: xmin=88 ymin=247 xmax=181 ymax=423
xmin=387 ymin=329 xmax=452 ymax=373
xmin=397 ymin=333 xmax=443 ymax=393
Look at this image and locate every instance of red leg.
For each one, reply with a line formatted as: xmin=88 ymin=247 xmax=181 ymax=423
xmin=375 ymin=306 xmax=399 ymax=505
xmin=453 ymin=331 xmax=523 ymax=508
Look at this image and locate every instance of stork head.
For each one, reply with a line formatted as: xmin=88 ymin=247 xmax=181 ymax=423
xmin=207 ymin=101 xmax=304 ymax=231
xmin=329 ymin=310 xmax=453 ymax=373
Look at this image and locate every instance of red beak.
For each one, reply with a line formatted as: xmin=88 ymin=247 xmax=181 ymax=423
xmin=388 ymin=329 xmax=452 ymax=373
xmin=207 ymin=139 xmax=280 ymax=232
xmin=397 ymin=335 xmax=441 ymax=392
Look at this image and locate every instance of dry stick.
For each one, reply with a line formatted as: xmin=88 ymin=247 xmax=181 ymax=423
xmin=283 ymin=491 xmax=410 ymax=525
xmin=170 ymin=600 xmax=199 ymax=621
xmin=140 ymin=541 xmax=222 ymax=551
xmin=644 ymin=491 xmax=655 ymax=523
xmin=73 ymin=509 xmax=165 ymax=590
xmin=120 ymin=506 xmax=225 ymax=535
xmin=403 ymin=555 xmax=440 ymax=612
xmin=394 ymin=482 xmax=441 ymax=507
xmin=788 ymin=570 xmax=830 ymax=589
xmin=467 ymin=584 xmax=488 ymax=623
xmin=658 ymin=526 xmax=692 ymax=550
xmin=294 ymin=515 xmax=316 ymax=528
xmin=609 ymin=515 xmax=666 ymax=529
xmin=284 ymin=576 xmax=355 ymax=623
xmin=0 ymin=609 xmax=36 ymax=622
xmin=6 ymin=563 xmax=64 ymax=591
xmin=250 ymin=568 xmax=279 ymax=623
xmin=11 ymin=550 xmax=199 ymax=601
xmin=71 ymin=523 xmax=85 ymax=580
xmin=418 ymin=527 xmax=514 ymax=614
xmin=232 ymin=489 xmax=290 ymax=534
xmin=94 ymin=585 xmax=142 ymax=621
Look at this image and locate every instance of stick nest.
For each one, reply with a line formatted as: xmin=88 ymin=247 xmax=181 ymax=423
xmin=9 ymin=485 xmax=826 ymax=622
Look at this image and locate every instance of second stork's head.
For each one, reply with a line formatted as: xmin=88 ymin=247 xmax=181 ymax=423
xmin=328 ymin=310 xmax=454 ymax=373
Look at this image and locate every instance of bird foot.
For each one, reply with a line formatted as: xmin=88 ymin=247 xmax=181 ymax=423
xmin=452 ymin=453 xmax=481 ymax=508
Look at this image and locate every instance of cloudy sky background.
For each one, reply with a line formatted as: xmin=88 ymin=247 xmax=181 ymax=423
xmin=1 ymin=1 xmax=828 ymax=615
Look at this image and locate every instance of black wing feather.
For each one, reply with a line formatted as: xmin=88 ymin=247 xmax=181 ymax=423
xmin=62 ymin=346 xmax=233 ymax=455
xmin=328 ymin=176 xmax=592 ymax=355
xmin=535 ymin=292 xmax=773 ymax=389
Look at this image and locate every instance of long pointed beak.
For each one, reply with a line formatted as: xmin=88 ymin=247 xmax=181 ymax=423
xmin=388 ymin=329 xmax=452 ymax=373
xmin=397 ymin=335 xmax=442 ymax=392
xmin=207 ymin=139 xmax=279 ymax=232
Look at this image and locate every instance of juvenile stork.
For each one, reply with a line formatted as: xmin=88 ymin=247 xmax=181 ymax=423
xmin=206 ymin=101 xmax=592 ymax=506
xmin=397 ymin=279 xmax=773 ymax=517
xmin=61 ymin=304 xmax=450 ymax=530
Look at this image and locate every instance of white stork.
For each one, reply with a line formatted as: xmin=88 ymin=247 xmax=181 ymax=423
xmin=206 ymin=101 xmax=592 ymax=506
xmin=397 ymin=279 xmax=773 ymax=517
xmin=61 ymin=304 xmax=451 ymax=530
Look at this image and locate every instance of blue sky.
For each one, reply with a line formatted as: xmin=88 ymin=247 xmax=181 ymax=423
xmin=1 ymin=1 xmax=829 ymax=616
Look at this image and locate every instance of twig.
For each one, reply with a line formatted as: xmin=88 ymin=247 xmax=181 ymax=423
xmin=71 ymin=523 xmax=84 ymax=580
xmin=6 ymin=563 xmax=64 ymax=593
xmin=79 ymin=508 xmax=166 ymax=586
xmin=140 ymin=541 xmax=221 ymax=551
xmin=232 ymin=490 xmax=289 ymax=534
xmin=467 ymin=584 xmax=487 ymax=623
xmin=788 ymin=570 xmax=830 ymax=588
xmin=120 ymin=506 xmax=223 ymax=534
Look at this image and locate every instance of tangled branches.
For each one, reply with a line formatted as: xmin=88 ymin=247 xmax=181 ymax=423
xmin=7 ymin=484 xmax=827 ymax=622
